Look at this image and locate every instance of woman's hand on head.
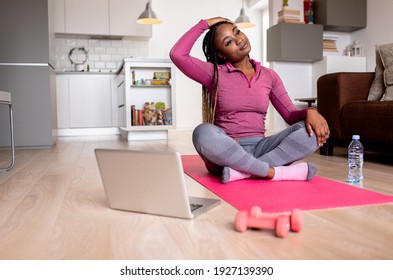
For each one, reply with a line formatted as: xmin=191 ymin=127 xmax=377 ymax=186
xmin=206 ymin=17 xmax=233 ymax=27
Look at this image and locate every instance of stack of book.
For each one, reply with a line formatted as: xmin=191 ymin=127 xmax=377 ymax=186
xmin=323 ymin=34 xmax=339 ymax=55
xmin=131 ymin=105 xmax=143 ymax=126
xmin=278 ymin=9 xmax=303 ymax=24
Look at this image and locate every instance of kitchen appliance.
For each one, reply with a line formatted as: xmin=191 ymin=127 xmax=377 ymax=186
xmin=0 ymin=0 xmax=57 ymax=147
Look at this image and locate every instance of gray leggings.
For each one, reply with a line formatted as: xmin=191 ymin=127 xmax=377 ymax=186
xmin=192 ymin=121 xmax=319 ymax=177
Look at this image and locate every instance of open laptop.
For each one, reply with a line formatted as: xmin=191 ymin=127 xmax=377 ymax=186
xmin=95 ymin=149 xmax=220 ymax=219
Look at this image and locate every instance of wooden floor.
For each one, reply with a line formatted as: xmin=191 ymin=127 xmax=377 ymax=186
xmin=0 ymin=131 xmax=393 ymax=260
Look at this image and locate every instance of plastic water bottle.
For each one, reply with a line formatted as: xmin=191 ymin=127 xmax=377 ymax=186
xmin=348 ymin=135 xmax=364 ymax=184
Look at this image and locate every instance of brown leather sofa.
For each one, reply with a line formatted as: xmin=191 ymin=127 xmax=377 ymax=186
xmin=317 ymin=72 xmax=393 ymax=155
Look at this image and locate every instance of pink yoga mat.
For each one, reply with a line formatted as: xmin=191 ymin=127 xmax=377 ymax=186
xmin=181 ymin=155 xmax=393 ymax=213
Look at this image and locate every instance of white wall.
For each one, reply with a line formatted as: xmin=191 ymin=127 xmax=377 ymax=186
xmin=352 ymin=0 xmax=393 ymax=71
xmin=148 ymin=0 xmax=263 ymax=130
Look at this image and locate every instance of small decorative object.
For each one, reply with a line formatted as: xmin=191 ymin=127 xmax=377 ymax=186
xmin=152 ymin=72 xmax=170 ymax=85
xmin=155 ymin=102 xmax=166 ymax=109
xmin=163 ymin=108 xmax=172 ymax=125
xmin=135 ymin=79 xmax=145 ymax=85
xmin=155 ymin=101 xmax=166 ymax=125
xmin=151 ymin=79 xmax=167 ymax=85
xmin=282 ymin=0 xmax=289 ymax=9
xmin=156 ymin=110 xmax=163 ymax=125
xmin=68 ymin=47 xmax=88 ymax=71
xmin=344 ymin=47 xmax=351 ymax=56
xmin=144 ymin=79 xmax=152 ymax=85
xmin=131 ymin=71 xmax=135 ymax=85
xmin=351 ymin=40 xmax=363 ymax=57
xmin=153 ymin=72 xmax=171 ymax=80
xmin=303 ymin=0 xmax=314 ymax=24
xmin=143 ymin=102 xmax=156 ymax=125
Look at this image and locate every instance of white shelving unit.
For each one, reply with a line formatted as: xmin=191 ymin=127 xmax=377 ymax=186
xmin=118 ymin=58 xmax=176 ymax=141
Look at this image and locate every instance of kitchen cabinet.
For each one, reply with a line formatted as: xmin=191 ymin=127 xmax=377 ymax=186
xmin=118 ymin=58 xmax=176 ymax=140
xmin=54 ymin=0 xmax=65 ymax=33
xmin=114 ymin=70 xmax=125 ymax=127
xmin=54 ymin=0 xmax=151 ymax=37
xmin=56 ymin=74 xmax=115 ymax=129
xmin=56 ymin=75 xmax=70 ymax=128
xmin=65 ymin=0 xmax=109 ymax=35
xmin=109 ymin=0 xmax=152 ymax=37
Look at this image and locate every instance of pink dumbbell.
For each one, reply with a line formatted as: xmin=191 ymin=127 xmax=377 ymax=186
xmin=235 ymin=210 xmax=291 ymax=238
xmin=249 ymin=206 xmax=303 ymax=233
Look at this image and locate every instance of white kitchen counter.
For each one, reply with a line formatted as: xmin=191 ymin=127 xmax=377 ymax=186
xmin=56 ymin=72 xmax=120 ymax=136
xmin=56 ymin=70 xmax=116 ymax=75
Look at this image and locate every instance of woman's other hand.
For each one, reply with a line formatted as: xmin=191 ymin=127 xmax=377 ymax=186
xmin=305 ymin=109 xmax=330 ymax=146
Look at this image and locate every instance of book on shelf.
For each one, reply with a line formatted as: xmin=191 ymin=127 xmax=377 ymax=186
xmin=323 ymin=48 xmax=339 ymax=55
xmin=278 ymin=17 xmax=304 ymax=24
xmin=323 ymin=40 xmax=338 ymax=49
xmin=323 ymin=34 xmax=339 ymax=41
xmin=131 ymin=106 xmax=143 ymax=126
xmin=323 ymin=34 xmax=339 ymax=55
xmin=278 ymin=9 xmax=301 ymax=16
xmin=277 ymin=9 xmax=304 ymax=24
xmin=138 ymin=110 xmax=143 ymax=126
xmin=131 ymin=105 xmax=136 ymax=126
xmin=278 ymin=13 xmax=300 ymax=19
xmin=323 ymin=48 xmax=339 ymax=53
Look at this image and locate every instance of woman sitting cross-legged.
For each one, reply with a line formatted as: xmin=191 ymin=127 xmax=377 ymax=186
xmin=170 ymin=17 xmax=330 ymax=183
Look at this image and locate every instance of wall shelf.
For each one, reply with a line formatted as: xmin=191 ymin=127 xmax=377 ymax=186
xmin=314 ymin=0 xmax=367 ymax=32
xmin=267 ymin=23 xmax=323 ymax=63
xmin=131 ymin=85 xmax=171 ymax=88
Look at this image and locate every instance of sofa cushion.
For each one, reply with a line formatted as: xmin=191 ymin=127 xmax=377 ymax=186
xmin=379 ymin=43 xmax=393 ymax=101
xmin=341 ymin=100 xmax=393 ymax=145
xmin=367 ymin=45 xmax=386 ymax=101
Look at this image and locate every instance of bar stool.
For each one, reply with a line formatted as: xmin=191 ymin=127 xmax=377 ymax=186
xmin=0 ymin=91 xmax=15 ymax=172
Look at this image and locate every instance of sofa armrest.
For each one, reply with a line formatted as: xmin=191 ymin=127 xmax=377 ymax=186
xmin=317 ymin=72 xmax=375 ymax=139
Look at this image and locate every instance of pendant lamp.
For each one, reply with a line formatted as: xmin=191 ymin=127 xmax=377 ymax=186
xmin=137 ymin=0 xmax=162 ymax=24
xmin=235 ymin=0 xmax=255 ymax=28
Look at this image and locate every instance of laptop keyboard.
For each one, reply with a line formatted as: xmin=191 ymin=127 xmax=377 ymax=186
xmin=190 ymin=203 xmax=203 ymax=212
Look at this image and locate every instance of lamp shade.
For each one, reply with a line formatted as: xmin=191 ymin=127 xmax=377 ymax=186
xmin=235 ymin=8 xmax=255 ymax=28
xmin=137 ymin=1 xmax=162 ymax=24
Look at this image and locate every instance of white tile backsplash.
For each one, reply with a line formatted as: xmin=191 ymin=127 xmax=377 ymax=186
xmin=55 ymin=37 xmax=149 ymax=72
xmin=100 ymin=54 xmax=111 ymax=61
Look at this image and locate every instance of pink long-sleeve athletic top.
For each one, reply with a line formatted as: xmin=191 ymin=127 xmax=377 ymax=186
xmin=170 ymin=19 xmax=308 ymax=139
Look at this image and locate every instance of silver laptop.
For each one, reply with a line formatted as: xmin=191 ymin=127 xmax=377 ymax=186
xmin=95 ymin=149 xmax=220 ymax=219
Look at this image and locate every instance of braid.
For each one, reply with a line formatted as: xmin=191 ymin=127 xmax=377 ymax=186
xmin=201 ymin=21 xmax=231 ymax=124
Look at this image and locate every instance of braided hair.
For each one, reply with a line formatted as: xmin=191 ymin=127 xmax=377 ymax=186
xmin=201 ymin=21 xmax=232 ymax=124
